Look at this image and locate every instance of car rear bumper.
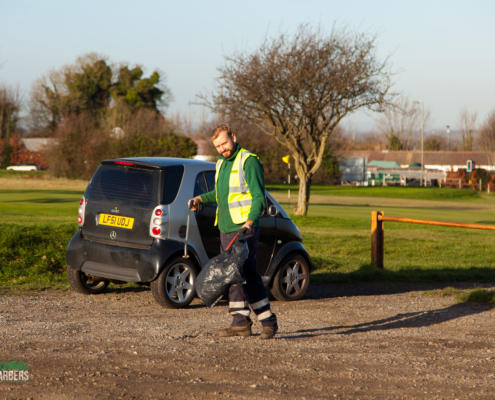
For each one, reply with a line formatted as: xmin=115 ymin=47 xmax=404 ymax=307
xmin=66 ymin=229 xmax=198 ymax=283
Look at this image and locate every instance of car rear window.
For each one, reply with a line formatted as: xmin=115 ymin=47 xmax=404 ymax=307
xmin=86 ymin=165 xmax=159 ymax=208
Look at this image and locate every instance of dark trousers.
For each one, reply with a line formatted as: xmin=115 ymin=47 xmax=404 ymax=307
xmin=220 ymin=227 xmax=277 ymax=328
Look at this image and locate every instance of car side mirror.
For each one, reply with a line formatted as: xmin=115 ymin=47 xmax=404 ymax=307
xmin=268 ymin=205 xmax=278 ymax=217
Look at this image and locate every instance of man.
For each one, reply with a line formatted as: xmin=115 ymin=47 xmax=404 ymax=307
xmin=189 ymin=124 xmax=278 ymax=339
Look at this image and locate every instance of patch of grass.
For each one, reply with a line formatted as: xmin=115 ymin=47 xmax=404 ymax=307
xmin=456 ymin=288 xmax=495 ymax=303
xmin=422 ymin=287 xmax=463 ymax=297
xmin=0 ymin=223 xmax=77 ymax=290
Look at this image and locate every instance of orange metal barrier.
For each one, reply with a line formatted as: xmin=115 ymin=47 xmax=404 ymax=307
xmin=371 ymin=211 xmax=495 ymax=268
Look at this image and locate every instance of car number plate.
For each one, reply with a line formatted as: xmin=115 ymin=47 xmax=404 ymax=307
xmin=98 ymin=214 xmax=134 ymax=230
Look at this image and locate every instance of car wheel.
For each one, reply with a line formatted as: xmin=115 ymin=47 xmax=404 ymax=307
xmin=151 ymin=257 xmax=197 ymax=309
xmin=67 ymin=268 xmax=109 ymax=295
xmin=271 ymin=254 xmax=310 ymax=301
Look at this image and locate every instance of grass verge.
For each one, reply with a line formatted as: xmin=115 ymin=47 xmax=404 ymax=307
xmin=0 ymin=223 xmax=76 ymax=290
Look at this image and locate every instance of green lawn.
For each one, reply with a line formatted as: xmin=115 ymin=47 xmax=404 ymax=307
xmin=266 ymin=183 xmax=490 ymax=202
xmin=1 ymin=186 xmax=495 ymax=290
xmin=292 ymin=215 xmax=495 ymax=284
xmin=0 ymin=190 xmax=83 ymax=225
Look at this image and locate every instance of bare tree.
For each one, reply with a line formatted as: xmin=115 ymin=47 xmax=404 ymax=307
xmin=198 ymin=25 xmax=394 ymax=215
xmin=375 ymin=94 xmax=432 ymax=150
xmin=457 ymin=106 xmax=478 ymax=151
xmin=0 ymin=83 xmax=22 ymax=142
xmin=423 ymin=134 xmax=446 ymax=151
xmin=478 ymin=109 xmax=495 ymax=165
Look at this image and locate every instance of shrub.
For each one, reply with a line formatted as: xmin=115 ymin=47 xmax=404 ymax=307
xmin=45 ymin=110 xmax=198 ymax=179
xmin=111 ymin=109 xmax=197 ymax=158
xmin=45 ymin=113 xmax=111 ymax=180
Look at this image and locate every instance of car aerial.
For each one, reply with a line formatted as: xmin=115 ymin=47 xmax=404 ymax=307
xmin=6 ymin=163 xmax=39 ymax=171
xmin=65 ymin=157 xmax=311 ymax=308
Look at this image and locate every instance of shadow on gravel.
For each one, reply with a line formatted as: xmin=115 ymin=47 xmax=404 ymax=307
xmin=289 ymin=302 xmax=493 ymax=339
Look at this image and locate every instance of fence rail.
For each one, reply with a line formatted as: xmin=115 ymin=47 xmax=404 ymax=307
xmin=371 ymin=211 xmax=495 ymax=268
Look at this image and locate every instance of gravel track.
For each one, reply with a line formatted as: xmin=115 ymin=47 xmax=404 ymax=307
xmin=1 ymin=282 xmax=494 ymax=399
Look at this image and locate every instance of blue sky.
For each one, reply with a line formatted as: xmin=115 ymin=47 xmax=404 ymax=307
xmin=1 ymin=0 xmax=494 ymax=133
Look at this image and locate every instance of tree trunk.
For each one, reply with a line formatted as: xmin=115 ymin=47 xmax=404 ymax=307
xmin=294 ymin=176 xmax=311 ymax=216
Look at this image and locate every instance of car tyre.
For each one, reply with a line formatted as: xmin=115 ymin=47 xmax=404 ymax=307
xmin=67 ymin=268 xmax=109 ymax=295
xmin=151 ymin=257 xmax=197 ymax=309
xmin=271 ymin=254 xmax=310 ymax=301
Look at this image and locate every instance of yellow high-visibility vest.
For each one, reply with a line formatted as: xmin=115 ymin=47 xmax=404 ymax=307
xmin=214 ymin=148 xmax=258 ymax=225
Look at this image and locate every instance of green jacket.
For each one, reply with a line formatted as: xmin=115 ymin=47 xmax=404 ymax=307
xmin=200 ymin=143 xmax=265 ymax=234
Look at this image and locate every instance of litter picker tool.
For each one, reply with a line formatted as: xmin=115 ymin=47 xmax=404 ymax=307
xmin=183 ymin=200 xmax=193 ymax=258
xmin=225 ymin=227 xmax=248 ymax=250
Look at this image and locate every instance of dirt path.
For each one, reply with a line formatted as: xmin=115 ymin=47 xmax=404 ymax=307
xmin=1 ymin=283 xmax=494 ymax=399
xmin=0 ymin=177 xmax=88 ymax=191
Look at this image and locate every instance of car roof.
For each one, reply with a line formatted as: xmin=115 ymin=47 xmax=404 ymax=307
xmin=106 ymin=157 xmax=216 ymax=168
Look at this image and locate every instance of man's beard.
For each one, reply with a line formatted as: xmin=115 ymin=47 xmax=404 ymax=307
xmin=222 ymin=148 xmax=234 ymax=158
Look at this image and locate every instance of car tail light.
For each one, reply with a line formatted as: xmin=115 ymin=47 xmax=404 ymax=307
xmin=150 ymin=206 xmax=167 ymax=238
xmin=78 ymin=196 xmax=86 ymax=227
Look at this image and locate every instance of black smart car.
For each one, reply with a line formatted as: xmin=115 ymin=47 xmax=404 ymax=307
xmin=66 ymin=157 xmax=311 ymax=308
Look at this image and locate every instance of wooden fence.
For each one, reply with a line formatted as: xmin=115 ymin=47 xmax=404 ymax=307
xmin=371 ymin=211 xmax=495 ymax=268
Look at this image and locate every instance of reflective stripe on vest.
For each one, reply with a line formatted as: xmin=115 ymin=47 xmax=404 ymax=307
xmin=214 ymin=148 xmax=258 ymax=225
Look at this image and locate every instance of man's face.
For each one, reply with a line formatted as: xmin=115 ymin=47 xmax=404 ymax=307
xmin=213 ymin=131 xmax=237 ymax=159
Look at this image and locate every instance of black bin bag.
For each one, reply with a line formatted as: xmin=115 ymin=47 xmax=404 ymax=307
xmin=196 ymin=229 xmax=249 ymax=308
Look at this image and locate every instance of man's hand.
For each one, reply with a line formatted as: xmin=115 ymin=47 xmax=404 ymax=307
xmin=241 ymin=220 xmax=253 ymax=235
xmin=188 ymin=196 xmax=203 ymax=210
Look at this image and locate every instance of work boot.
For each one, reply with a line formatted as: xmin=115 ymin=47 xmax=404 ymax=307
xmin=260 ymin=325 xmax=278 ymax=340
xmin=215 ymin=324 xmax=252 ymax=337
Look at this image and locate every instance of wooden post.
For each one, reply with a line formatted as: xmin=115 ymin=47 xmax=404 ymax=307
xmin=488 ymin=184 xmax=491 ymax=194
xmin=480 ymin=179 xmax=482 ymax=191
xmin=459 ymin=179 xmax=461 ymax=189
xmin=371 ymin=211 xmax=384 ymax=269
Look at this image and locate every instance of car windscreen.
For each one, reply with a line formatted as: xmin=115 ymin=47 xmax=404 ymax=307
xmin=161 ymin=165 xmax=184 ymax=204
xmin=86 ymin=165 xmax=159 ymax=208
